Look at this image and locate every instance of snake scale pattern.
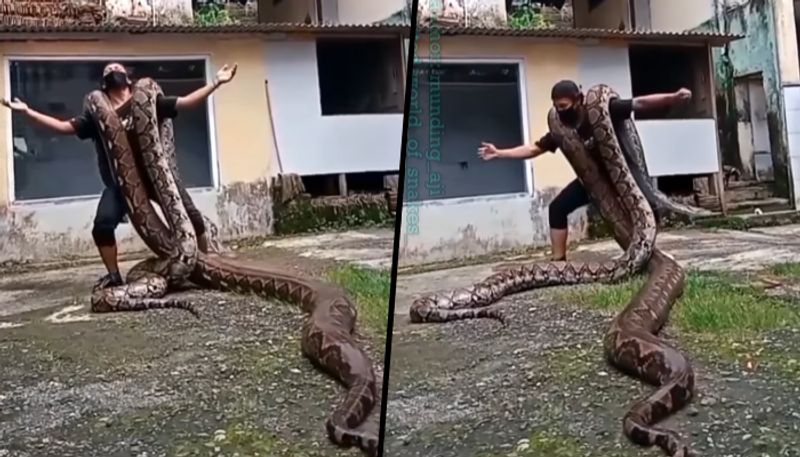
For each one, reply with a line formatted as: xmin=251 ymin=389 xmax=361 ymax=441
xmin=85 ymin=78 xmax=379 ymax=456
xmin=410 ymin=85 xmax=695 ymax=456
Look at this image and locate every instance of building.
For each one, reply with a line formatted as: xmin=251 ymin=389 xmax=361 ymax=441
xmin=0 ymin=16 xmax=410 ymax=262
xmin=399 ymin=1 xmax=739 ymax=266
xmin=625 ymin=0 xmax=800 ymax=211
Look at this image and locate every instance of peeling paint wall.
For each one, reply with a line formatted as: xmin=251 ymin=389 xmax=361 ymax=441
xmin=696 ymin=0 xmax=792 ymax=196
xmin=0 ymin=34 xmax=278 ymax=262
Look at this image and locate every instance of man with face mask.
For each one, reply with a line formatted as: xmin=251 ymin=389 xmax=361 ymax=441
xmin=1 ymin=61 xmax=238 ymax=288
xmin=478 ymin=80 xmax=691 ymax=261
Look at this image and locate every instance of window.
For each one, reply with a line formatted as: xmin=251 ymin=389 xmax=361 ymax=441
xmin=405 ymin=62 xmax=527 ymax=201
xmin=629 ymin=45 xmax=712 ymax=120
xmin=8 ymin=58 xmax=214 ymax=202
xmin=316 ymin=38 xmax=404 ymax=115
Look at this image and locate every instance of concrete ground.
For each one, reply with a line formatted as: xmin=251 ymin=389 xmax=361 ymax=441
xmin=0 ymin=228 xmax=394 ymax=457
xmin=386 ymin=224 xmax=800 ymax=457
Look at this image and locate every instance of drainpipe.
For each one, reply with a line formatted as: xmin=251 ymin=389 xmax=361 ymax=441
xmin=772 ymin=0 xmax=800 ymax=208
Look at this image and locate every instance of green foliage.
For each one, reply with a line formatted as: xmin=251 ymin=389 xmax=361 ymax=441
xmin=507 ymin=2 xmax=552 ymax=29
xmin=327 ymin=264 xmax=391 ymax=337
xmin=273 ymin=197 xmax=394 ymax=235
xmin=194 ymin=1 xmax=235 ymax=26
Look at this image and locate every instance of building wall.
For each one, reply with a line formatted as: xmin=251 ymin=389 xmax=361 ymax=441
xmin=572 ymin=0 xmax=631 ymax=29
xmin=263 ymin=38 xmax=404 ymax=175
xmin=0 ymin=34 xmax=277 ymax=262
xmin=258 ymin=0 xmax=315 ymax=23
xmin=400 ymin=36 xmax=583 ymax=266
xmin=694 ymin=1 xmax=794 ymax=197
xmin=337 ymin=0 xmax=406 ymax=23
xmin=646 ymin=0 xmax=714 ymax=31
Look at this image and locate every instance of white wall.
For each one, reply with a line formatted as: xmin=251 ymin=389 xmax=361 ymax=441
xmin=398 ymin=191 xmax=588 ymax=266
xmin=337 ymin=0 xmax=405 ymax=23
xmin=782 ymin=85 xmax=800 ymax=207
xmin=578 ymin=44 xmax=632 ymax=98
xmin=105 ymin=0 xmax=193 ymax=22
xmin=263 ymin=40 xmax=403 ymax=175
xmin=647 ymin=0 xmax=714 ymax=31
xmin=635 ymin=119 xmax=720 ymax=176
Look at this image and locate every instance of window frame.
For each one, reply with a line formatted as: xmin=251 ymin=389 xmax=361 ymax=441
xmin=408 ymin=57 xmax=533 ymax=202
xmin=3 ymin=54 xmax=220 ymax=205
xmin=315 ymin=36 xmax=407 ymax=117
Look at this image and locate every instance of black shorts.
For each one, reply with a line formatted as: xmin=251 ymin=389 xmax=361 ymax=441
xmin=548 ymin=179 xmax=590 ymax=230
xmin=91 ymin=185 xmax=206 ymax=246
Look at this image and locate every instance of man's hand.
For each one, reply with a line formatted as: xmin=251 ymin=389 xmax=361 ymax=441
xmin=674 ymin=88 xmax=692 ymax=102
xmin=478 ymin=142 xmax=500 ymax=160
xmin=0 ymin=97 xmax=29 ymax=113
xmin=215 ymin=63 xmax=238 ymax=85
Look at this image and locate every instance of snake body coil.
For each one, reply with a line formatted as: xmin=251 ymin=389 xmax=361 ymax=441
xmin=85 ymin=79 xmax=379 ymax=456
xmin=409 ymin=84 xmax=695 ymax=456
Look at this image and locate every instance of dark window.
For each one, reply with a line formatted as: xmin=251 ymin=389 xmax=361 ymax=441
xmin=316 ymin=38 xmax=404 ymax=115
xmin=588 ymin=0 xmax=604 ymax=11
xmin=629 ymin=45 xmax=711 ymax=120
xmin=9 ymin=59 xmax=214 ymax=201
xmin=405 ymin=62 xmax=527 ymax=201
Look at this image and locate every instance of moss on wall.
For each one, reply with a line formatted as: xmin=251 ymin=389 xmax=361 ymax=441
xmin=272 ymin=194 xmax=394 ymax=235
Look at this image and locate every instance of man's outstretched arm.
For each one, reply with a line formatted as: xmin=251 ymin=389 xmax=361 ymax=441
xmin=1 ymin=97 xmax=76 ymax=134
xmin=632 ymin=88 xmax=692 ymax=113
xmin=175 ymin=63 xmax=238 ymax=110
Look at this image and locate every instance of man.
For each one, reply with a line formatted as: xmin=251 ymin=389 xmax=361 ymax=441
xmin=0 ymin=61 xmax=238 ymax=287
xmin=478 ymin=80 xmax=691 ymax=261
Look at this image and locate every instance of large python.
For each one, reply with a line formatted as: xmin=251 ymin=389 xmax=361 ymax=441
xmin=552 ymin=86 xmax=695 ymax=457
xmin=87 ymin=79 xmax=198 ymax=316
xmin=409 ymin=85 xmax=695 ymax=456
xmin=84 ymin=79 xmax=378 ymax=456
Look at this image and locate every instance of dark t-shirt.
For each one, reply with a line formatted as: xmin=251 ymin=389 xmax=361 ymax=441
xmin=536 ymin=98 xmax=633 ymax=153
xmin=69 ymin=95 xmax=179 ymax=188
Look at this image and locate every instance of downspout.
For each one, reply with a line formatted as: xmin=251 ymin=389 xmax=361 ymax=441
xmin=771 ymin=0 xmax=798 ymax=208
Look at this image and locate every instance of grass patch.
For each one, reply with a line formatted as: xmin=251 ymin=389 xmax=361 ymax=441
xmin=540 ymin=344 xmax=599 ymax=383
xmin=768 ymin=261 xmax=800 ymax=279
xmin=327 ymin=264 xmax=390 ymax=337
xmin=563 ymin=271 xmax=800 ymax=335
xmin=478 ymin=429 xmax=633 ymax=457
xmin=173 ymin=422 xmax=318 ymax=457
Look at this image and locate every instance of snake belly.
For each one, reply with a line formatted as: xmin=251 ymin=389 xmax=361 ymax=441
xmin=87 ymin=81 xmax=380 ymax=456
xmin=408 ymin=86 xmax=657 ymax=325
xmin=84 ymin=79 xmax=198 ymax=316
xmin=551 ymin=85 xmax=695 ymax=457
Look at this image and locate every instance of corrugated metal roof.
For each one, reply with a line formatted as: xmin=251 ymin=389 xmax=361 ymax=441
xmin=0 ymin=21 xmax=412 ymax=36
xmin=416 ymin=25 xmax=742 ymax=46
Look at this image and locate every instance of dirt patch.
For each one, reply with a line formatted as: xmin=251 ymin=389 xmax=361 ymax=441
xmin=0 ymin=246 xmax=385 ymax=457
xmin=384 ymin=284 xmax=800 ymax=457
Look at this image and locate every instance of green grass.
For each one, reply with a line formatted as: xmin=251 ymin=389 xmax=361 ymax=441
xmin=475 ymin=429 xmax=632 ymax=457
xmin=564 ymin=270 xmax=800 ymax=335
xmin=768 ymin=261 xmax=800 ymax=278
xmin=327 ymin=264 xmax=390 ymax=338
xmin=172 ymin=422 xmax=323 ymax=457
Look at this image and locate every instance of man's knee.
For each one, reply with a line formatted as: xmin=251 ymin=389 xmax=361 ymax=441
xmin=92 ymin=225 xmax=116 ymax=247
xmin=549 ymin=203 xmax=569 ymax=230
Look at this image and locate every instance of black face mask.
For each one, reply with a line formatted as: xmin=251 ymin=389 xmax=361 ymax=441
xmin=103 ymin=71 xmax=128 ymax=90
xmin=556 ymin=105 xmax=579 ymax=127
